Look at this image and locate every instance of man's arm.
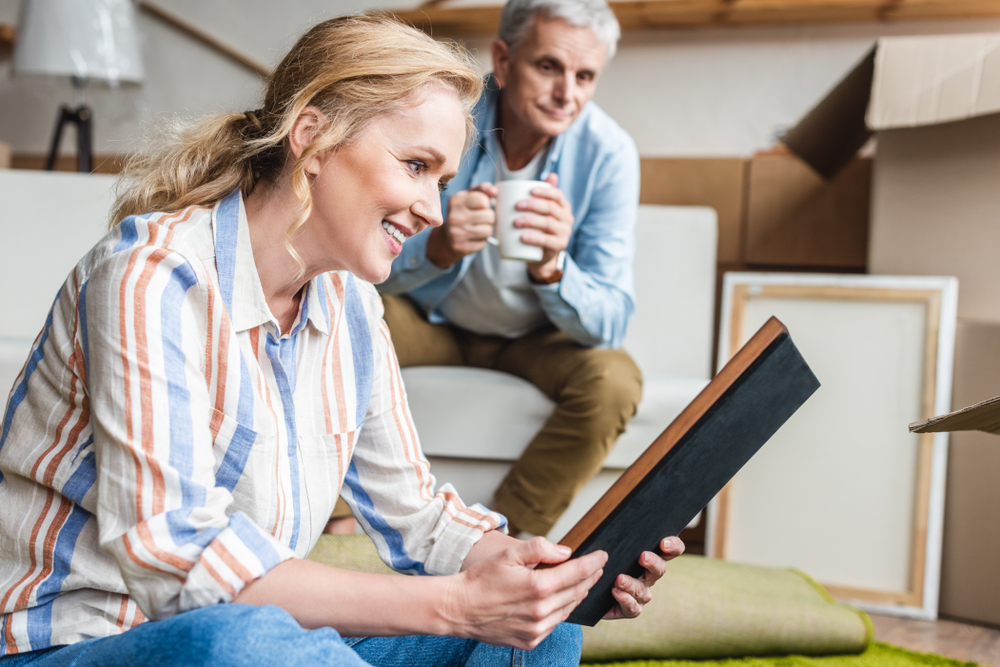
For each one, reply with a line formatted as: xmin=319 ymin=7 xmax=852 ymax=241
xmin=521 ymin=142 xmax=640 ymax=348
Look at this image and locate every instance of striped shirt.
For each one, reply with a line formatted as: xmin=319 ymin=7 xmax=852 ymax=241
xmin=0 ymin=190 xmax=504 ymax=655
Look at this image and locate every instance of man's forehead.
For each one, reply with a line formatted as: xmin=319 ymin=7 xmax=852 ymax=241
xmin=521 ymin=15 xmax=607 ymax=68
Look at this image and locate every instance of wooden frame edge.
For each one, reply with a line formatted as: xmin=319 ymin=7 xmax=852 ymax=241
xmin=558 ymin=316 xmax=787 ymax=551
xmin=711 ymin=279 xmax=946 ymax=612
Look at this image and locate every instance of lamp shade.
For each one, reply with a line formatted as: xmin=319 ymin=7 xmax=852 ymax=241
xmin=13 ymin=0 xmax=143 ymax=84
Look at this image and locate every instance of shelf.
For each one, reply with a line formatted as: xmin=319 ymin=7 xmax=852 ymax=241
xmin=389 ymin=0 xmax=1000 ymax=35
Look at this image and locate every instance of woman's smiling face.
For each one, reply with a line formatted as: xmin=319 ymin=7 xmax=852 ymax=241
xmin=302 ymin=84 xmax=466 ymax=284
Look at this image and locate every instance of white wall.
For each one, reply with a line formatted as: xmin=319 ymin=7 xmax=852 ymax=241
xmin=2 ymin=0 xmax=1000 ymax=158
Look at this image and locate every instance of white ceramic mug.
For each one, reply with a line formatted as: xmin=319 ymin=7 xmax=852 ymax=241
xmin=493 ymin=180 xmax=550 ymax=261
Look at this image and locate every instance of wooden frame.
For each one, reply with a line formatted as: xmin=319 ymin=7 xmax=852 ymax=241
xmin=390 ymin=0 xmax=1000 ymax=36
xmin=709 ymin=273 xmax=957 ymax=619
xmin=558 ymin=315 xmax=819 ymax=624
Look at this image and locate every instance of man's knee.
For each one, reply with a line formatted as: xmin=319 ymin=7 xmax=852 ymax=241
xmin=562 ymin=347 xmax=642 ymax=417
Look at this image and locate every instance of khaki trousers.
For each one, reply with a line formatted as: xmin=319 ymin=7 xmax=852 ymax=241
xmin=381 ymin=294 xmax=642 ymax=536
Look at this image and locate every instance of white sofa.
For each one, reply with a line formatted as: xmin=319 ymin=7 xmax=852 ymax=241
xmin=0 ymin=171 xmax=118 ymax=398
xmin=0 ymin=171 xmax=718 ymax=542
xmin=405 ymin=205 xmax=718 ymax=540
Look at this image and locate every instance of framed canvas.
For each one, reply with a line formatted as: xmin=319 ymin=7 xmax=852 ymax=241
xmin=707 ymin=273 xmax=958 ymax=619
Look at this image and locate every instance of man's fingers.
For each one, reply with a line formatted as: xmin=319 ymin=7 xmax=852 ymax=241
xmin=471 ymin=181 xmax=499 ymax=198
xmin=465 ymin=190 xmax=494 ymax=210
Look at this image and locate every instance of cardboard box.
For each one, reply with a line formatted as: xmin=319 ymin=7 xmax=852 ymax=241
xmin=744 ymin=154 xmax=869 ymax=269
xmin=915 ymin=320 xmax=1000 ymax=627
xmin=783 ymin=32 xmax=1000 ymax=322
xmin=640 ymin=157 xmax=747 ymax=264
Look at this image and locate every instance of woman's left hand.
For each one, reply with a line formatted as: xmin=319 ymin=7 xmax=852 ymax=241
xmin=603 ymin=536 xmax=685 ymax=620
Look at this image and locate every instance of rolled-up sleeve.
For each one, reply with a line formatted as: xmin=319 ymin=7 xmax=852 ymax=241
xmin=341 ymin=303 xmax=506 ymax=576
xmin=85 ymin=247 xmax=294 ymax=620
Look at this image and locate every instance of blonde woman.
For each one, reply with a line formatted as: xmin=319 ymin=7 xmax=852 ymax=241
xmin=0 ymin=15 xmax=681 ymax=667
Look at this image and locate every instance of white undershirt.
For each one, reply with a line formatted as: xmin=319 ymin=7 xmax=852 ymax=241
xmin=437 ymin=135 xmax=551 ymax=338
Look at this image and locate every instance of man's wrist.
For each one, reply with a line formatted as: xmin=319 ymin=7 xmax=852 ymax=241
xmin=425 ymin=227 xmax=462 ymax=269
xmin=528 ymin=251 xmax=566 ymax=285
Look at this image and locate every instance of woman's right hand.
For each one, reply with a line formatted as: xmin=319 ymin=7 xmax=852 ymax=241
xmin=445 ymin=536 xmax=607 ymax=650
xmin=426 ymin=182 xmax=499 ymax=269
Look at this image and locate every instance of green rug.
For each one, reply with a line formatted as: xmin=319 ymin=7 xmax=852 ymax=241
xmin=581 ymin=642 xmax=980 ymax=667
xmin=308 ymin=534 xmax=869 ymax=661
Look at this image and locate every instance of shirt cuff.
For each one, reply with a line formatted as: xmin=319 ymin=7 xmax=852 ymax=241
xmin=180 ymin=512 xmax=297 ymax=611
xmin=422 ymin=499 xmax=508 ymax=576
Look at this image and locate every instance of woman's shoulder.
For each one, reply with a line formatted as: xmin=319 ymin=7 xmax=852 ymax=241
xmin=79 ymin=205 xmax=217 ymax=288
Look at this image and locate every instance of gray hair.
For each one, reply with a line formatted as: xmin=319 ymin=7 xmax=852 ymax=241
xmin=498 ymin=0 xmax=620 ymax=61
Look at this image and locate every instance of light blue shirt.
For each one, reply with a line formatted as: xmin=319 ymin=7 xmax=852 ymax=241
xmin=378 ymin=81 xmax=640 ymax=349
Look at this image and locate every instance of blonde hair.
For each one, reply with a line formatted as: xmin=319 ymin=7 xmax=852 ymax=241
xmin=111 ymin=14 xmax=482 ymax=269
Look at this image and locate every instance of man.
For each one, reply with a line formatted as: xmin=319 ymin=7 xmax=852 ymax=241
xmin=378 ymin=0 xmax=640 ymax=537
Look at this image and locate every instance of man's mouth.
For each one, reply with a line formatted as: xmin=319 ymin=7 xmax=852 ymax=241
xmin=382 ymin=220 xmax=408 ymax=245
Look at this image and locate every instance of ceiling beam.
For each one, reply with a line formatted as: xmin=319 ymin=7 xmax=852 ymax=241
xmin=389 ymin=0 xmax=1000 ymax=35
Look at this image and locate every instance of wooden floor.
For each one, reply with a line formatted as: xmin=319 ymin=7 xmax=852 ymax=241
xmin=870 ymin=613 xmax=1000 ymax=666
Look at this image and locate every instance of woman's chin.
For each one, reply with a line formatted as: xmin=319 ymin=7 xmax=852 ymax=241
xmin=353 ymin=263 xmax=392 ymax=285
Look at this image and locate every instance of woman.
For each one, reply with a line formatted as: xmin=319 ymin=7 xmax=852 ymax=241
xmin=0 ymin=15 xmax=682 ymax=667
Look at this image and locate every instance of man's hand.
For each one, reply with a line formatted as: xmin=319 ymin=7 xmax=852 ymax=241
xmin=603 ymin=536 xmax=685 ymax=620
xmin=516 ymin=173 xmax=573 ymax=283
xmin=447 ymin=536 xmax=607 ymax=650
xmin=426 ymin=182 xmax=499 ymax=269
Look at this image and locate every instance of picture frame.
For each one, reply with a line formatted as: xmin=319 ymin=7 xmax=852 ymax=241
xmin=707 ymin=273 xmax=958 ymax=619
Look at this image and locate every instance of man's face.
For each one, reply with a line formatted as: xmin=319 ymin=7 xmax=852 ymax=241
xmin=492 ymin=16 xmax=608 ymax=139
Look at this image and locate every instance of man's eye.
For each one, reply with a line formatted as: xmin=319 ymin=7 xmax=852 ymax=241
xmin=538 ymin=62 xmax=553 ymax=72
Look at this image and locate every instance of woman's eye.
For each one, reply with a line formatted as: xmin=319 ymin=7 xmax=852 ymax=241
xmin=438 ymin=180 xmax=447 ymax=192
xmin=406 ymin=160 xmax=426 ymax=175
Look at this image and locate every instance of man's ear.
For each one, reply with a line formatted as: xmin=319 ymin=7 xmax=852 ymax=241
xmin=491 ymin=39 xmax=510 ymax=88
xmin=288 ymin=105 xmax=327 ymax=175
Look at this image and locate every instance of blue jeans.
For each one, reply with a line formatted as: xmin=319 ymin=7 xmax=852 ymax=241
xmin=0 ymin=604 xmax=582 ymax=667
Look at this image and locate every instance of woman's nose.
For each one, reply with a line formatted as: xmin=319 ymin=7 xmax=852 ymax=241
xmin=412 ymin=193 xmax=444 ymax=229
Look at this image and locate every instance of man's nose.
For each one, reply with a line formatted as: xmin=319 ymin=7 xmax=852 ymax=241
xmin=554 ymin=73 xmax=575 ymax=103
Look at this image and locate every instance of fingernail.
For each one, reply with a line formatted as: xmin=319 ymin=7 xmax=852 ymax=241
xmin=618 ymin=575 xmax=627 ymax=586
xmin=558 ymin=545 xmax=571 ymax=556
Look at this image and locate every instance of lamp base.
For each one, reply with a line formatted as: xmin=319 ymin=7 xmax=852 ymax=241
xmin=45 ymin=104 xmax=93 ymax=173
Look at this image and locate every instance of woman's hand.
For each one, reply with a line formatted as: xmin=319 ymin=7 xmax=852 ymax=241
xmin=603 ymin=536 xmax=685 ymax=620
xmin=448 ymin=536 xmax=607 ymax=650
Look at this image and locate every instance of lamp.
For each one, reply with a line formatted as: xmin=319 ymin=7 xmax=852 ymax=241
xmin=13 ymin=0 xmax=143 ymax=172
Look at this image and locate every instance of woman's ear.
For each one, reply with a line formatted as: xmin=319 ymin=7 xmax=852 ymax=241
xmin=288 ymin=105 xmax=327 ymax=175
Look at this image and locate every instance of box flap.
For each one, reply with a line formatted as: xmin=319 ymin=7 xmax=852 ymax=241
xmin=868 ymin=33 xmax=1000 ymax=131
xmin=910 ymin=394 xmax=1000 ymax=435
xmin=781 ymin=48 xmax=875 ymax=180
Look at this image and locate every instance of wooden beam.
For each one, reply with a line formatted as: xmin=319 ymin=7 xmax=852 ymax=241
xmin=137 ymin=1 xmax=272 ymax=78
xmin=391 ymin=0 xmax=1000 ymax=35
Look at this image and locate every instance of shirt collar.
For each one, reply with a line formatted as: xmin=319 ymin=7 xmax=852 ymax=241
xmin=212 ymin=191 xmax=330 ymax=336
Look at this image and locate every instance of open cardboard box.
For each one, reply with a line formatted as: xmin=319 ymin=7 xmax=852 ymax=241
xmin=784 ymin=32 xmax=1000 ymax=322
xmin=783 ymin=33 xmax=1000 ymax=626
